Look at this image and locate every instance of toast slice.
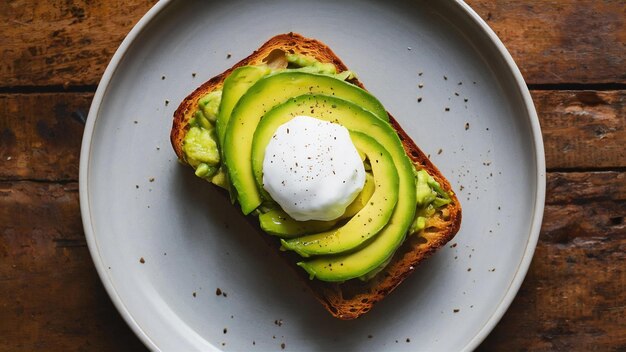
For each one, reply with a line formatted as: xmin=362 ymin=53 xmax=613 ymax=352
xmin=171 ymin=32 xmax=461 ymax=319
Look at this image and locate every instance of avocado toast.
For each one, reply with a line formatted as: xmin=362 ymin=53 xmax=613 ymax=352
xmin=171 ymin=32 xmax=462 ymax=319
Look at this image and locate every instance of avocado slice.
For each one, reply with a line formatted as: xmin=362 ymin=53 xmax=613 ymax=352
xmin=216 ymin=65 xmax=271 ymax=148
xmin=259 ymin=208 xmax=340 ymax=238
xmin=251 ymin=94 xmax=416 ymax=281
xmin=280 ymin=131 xmax=399 ymax=257
xmin=259 ymin=173 xmax=375 ymax=238
xmin=223 ymin=72 xmax=388 ymax=214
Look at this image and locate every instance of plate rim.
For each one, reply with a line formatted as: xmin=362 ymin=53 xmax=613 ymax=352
xmin=79 ymin=0 xmax=546 ymax=351
xmin=79 ymin=1 xmax=172 ymax=350
xmin=452 ymin=1 xmax=546 ymax=350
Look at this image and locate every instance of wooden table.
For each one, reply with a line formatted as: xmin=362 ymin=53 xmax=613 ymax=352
xmin=1 ymin=1 xmax=624 ymax=350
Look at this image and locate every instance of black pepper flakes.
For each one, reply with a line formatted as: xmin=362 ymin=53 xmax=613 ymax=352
xmin=406 ymin=338 xmax=411 ymax=343
xmin=281 ymin=343 xmax=286 ymax=349
xmin=454 ymin=309 xmax=460 ymax=313
xmin=465 ymin=122 xmax=470 ymax=130
xmin=223 ymin=328 xmax=227 ymax=334
xmin=192 ymin=292 xmax=196 ymax=297
xmin=445 ymin=107 xmax=450 ymax=111
xmin=417 ymin=97 xmax=422 ymax=103
xmin=139 ymin=257 xmax=145 ymax=264
xmin=226 ymin=52 xmax=232 ymax=59
xmin=216 ymin=288 xmax=222 ymax=296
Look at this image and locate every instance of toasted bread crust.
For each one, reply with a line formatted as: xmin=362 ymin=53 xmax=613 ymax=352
xmin=171 ymin=32 xmax=461 ymax=319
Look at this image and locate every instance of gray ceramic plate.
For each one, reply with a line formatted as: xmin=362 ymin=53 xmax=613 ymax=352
xmin=80 ymin=0 xmax=545 ymax=351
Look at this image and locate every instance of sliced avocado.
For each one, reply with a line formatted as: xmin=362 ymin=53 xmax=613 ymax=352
xmin=216 ymin=65 xmax=271 ymax=148
xmin=251 ymin=94 xmax=416 ymax=281
xmin=259 ymin=208 xmax=340 ymax=238
xmin=214 ymin=66 xmax=271 ymax=203
xmin=259 ymin=173 xmax=375 ymax=238
xmin=341 ymin=171 xmax=376 ymax=219
xmin=281 ymin=132 xmax=399 ymax=257
xmin=223 ymin=72 xmax=389 ymax=214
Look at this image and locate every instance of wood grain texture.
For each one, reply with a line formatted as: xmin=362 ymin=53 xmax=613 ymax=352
xmin=0 ymin=0 xmax=157 ymax=88
xmin=466 ymin=0 xmax=626 ymax=84
xmin=533 ymin=90 xmax=626 ymax=170
xmin=0 ymin=93 xmax=90 ymax=181
xmin=0 ymin=182 xmax=147 ymax=352
xmin=0 ymin=0 xmax=623 ymax=87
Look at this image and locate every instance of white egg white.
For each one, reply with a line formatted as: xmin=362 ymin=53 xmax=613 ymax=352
xmin=262 ymin=115 xmax=365 ymax=221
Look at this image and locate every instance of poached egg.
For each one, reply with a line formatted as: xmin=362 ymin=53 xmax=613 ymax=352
xmin=262 ymin=115 xmax=365 ymax=221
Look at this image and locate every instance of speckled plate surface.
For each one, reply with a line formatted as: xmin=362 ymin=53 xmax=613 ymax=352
xmin=80 ymin=0 xmax=545 ymax=351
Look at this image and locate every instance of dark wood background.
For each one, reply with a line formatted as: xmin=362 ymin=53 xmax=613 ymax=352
xmin=1 ymin=1 xmax=624 ymax=351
